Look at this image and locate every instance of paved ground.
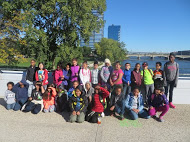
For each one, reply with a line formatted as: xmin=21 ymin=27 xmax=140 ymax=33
xmin=0 ymin=98 xmax=190 ymax=142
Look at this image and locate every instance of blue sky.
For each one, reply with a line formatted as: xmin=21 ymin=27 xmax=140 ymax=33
xmin=104 ymin=0 xmax=190 ymax=52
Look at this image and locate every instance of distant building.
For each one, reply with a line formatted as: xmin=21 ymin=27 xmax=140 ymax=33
xmin=80 ymin=11 xmax=104 ymax=51
xmin=176 ymin=50 xmax=190 ymax=55
xmin=108 ymin=24 xmax=121 ymax=41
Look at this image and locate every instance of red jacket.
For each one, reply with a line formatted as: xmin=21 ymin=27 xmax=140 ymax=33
xmin=35 ymin=69 xmax=49 ymax=85
xmin=91 ymin=87 xmax=109 ymax=113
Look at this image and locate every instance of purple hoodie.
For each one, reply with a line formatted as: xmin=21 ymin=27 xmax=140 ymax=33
xmin=70 ymin=65 xmax=80 ymax=82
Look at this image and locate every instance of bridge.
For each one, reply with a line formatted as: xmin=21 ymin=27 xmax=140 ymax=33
xmin=126 ymin=52 xmax=190 ymax=60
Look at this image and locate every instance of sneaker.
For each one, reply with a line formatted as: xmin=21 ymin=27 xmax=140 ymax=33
xmin=101 ymin=112 xmax=105 ymax=117
xmin=169 ymin=102 xmax=176 ymax=109
xmin=152 ymin=115 xmax=157 ymax=119
xmin=158 ymin=116 xmax=164 ymax=122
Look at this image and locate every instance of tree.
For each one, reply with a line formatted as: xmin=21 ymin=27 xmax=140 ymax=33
xmin=94 ymin=38 xmax=128 ymax=62
xmin=1 ymin=0 xmax=106 ymax=69
xmin=0 ymin=9 xmax=27 ymax=65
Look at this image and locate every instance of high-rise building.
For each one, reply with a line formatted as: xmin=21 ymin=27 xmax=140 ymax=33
xmin=80 ymin=11 xmax=104 ymax=51
xmin=108 ymin=24 xmax=121 ymax=41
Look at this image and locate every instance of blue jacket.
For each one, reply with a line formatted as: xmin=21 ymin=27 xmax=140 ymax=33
xmin=62 ymin=69 xmax=71 ymax=86
xmin=12 ymin=80 xmax=29 ymax=101
xmin=122 ymin=69 xmax=131 ymax=84
xmin=125 ymin=92 xmax=144 ymax=112
xmin=67 ymin=87 xmax=74 ymax=98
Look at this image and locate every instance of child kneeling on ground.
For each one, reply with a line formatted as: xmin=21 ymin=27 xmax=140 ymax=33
xmin=43 ymin=84 xmax=57 ymax=113
xmin=110 ymin=86 xmax=125 ymax=119
xmin=148 ymin=87 xmax=169 ymax=122
xmin=69 ymin=86 xmax=88 ymax=123
xmin=22 ymin=81 xmax=45 ymax=114
xmin=12 ymin=80 xmax=29 ymax=111
xmin=55 ymin=85 xmax=69 ymax=112
xmin=86 ymin=85 xmax=109 ymax=123
xmin=4 ymin=82 xmax=15 ymax=110
xmin=125 ymin=87 xmax=150 ymax=120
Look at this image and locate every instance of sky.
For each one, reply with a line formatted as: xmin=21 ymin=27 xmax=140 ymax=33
xmin=104 ymin=0 xmax=190 ymax=52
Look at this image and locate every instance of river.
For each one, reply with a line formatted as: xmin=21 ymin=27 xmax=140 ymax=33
xmin=122 ymin=57 xmax=190 ymax=77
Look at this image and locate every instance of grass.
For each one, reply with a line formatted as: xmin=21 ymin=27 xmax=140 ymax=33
xmin=0 ymin=56 xmax=100 ymax=70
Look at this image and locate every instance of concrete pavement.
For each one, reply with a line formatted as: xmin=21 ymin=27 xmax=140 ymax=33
xmin=0 ymin=98 xmax=190 ymax=142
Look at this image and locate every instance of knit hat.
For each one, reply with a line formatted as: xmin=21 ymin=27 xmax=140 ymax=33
xmin=105 ymin=58 xmax=111 ymax=65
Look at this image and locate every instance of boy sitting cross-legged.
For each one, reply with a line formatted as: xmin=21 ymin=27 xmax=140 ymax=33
xmin=124 ymin=87 xmax=150 ymax=120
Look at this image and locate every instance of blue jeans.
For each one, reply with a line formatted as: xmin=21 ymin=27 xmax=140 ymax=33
xmin=6 ymin=103 xmax=16 ymax=110
xmin=128 ymin=109 xmax=150 ymax=120
xmin=114 ymin=100 xmax=125 ymax=115
xmin=25 ymin=102 xmax=42 ymax=114
xmin=164 ymin=81 xmax=175 ymax=102
xmin=123 ymin=84 xmax=131 ymax=98
xmin=14 ymin=99 xmax=28 ymax=111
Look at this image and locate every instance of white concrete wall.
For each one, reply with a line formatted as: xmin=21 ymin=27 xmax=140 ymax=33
xmin=0 ymin=70 xmax=189 ymax=104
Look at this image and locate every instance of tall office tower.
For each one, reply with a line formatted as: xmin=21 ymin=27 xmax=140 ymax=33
xmin=108 ymin=24 xmax=121 ymax=41
xmin=80 ymin=11 xmax=104 ymax=51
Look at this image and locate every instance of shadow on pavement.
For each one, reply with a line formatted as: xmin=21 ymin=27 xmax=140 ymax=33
xmin=0 ymin=98 xmax=6 ymax=108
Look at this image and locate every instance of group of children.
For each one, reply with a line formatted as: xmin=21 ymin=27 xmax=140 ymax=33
xmin=4 ymin=53 xmax=179 ymax=123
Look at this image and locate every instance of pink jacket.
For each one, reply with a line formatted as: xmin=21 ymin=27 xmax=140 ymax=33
xmin=53 ymin=69 xmax=63 ymax=86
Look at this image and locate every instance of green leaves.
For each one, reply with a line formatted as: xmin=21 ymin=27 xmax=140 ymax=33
xmin=1 ymin=0 xmax=106 ymax=69
xmin=95 ymin=38 xmax=128 ymax=63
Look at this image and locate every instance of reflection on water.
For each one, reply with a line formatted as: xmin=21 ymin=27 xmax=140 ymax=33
xmin=122 ymin=57 xmax=190 ymax=77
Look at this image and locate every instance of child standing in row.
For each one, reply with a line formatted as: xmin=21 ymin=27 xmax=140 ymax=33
xmin=153 ymin=62 xmax=164 ymax=89
xmin=35 ymin=62 xmax=48 ymax=89
xmin=131 ymin=63 xmax=142 ymax=92
xmin=141 ymin=62 xmax=154 ymax=104
xmin=26 ymin=59 xmax=38 ymax=97
xmin=79 ymin=61 xmax=91 ymax=87
xmin=70 ymin=58 xmax=80 ymax=85
xmin=91 ymin=61 xmax=100 ymax=88
xmin=110 ymin=61 xmax=124 ymax=91
xmin=100 ymin=59 xmax=113 ymax=90
xmin=164 ymin=53 xmax=179 ymax=109
xmin=53 ymin=63 xmax=63 ymax=87
xmin=122 ymin=63 xmax=131 ymax=97
xmin=4 ymin=82 xmax=15 ymax=110
xmin=62 ymin=63 xmax=71 ymax=90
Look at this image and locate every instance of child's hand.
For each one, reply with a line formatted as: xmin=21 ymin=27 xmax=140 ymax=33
xmin=76 ymin=111 xmax=80 ymax=115
xmin=110 ymin=106 xmax=115 ymax=111
xmin=28 ymin=97 xmax=32 ymax=101
xmin=132 ymin=109 xmax=138 ymax=114
xmin=75 ymin=73 xmax=78 ymax=76
xmin=150 ymin=106 xmax=153 ymax=109
xmin=72 ymin=111 xmax=76 ymax=115
xmin=89 ymin=96 xmax=92 ymax=102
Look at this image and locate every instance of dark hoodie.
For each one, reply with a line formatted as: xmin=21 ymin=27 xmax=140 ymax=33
xmin=12 ymin=80 xmax=29 ymax=101
xmin=26 ymin=65 xmax=38 ymax=82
